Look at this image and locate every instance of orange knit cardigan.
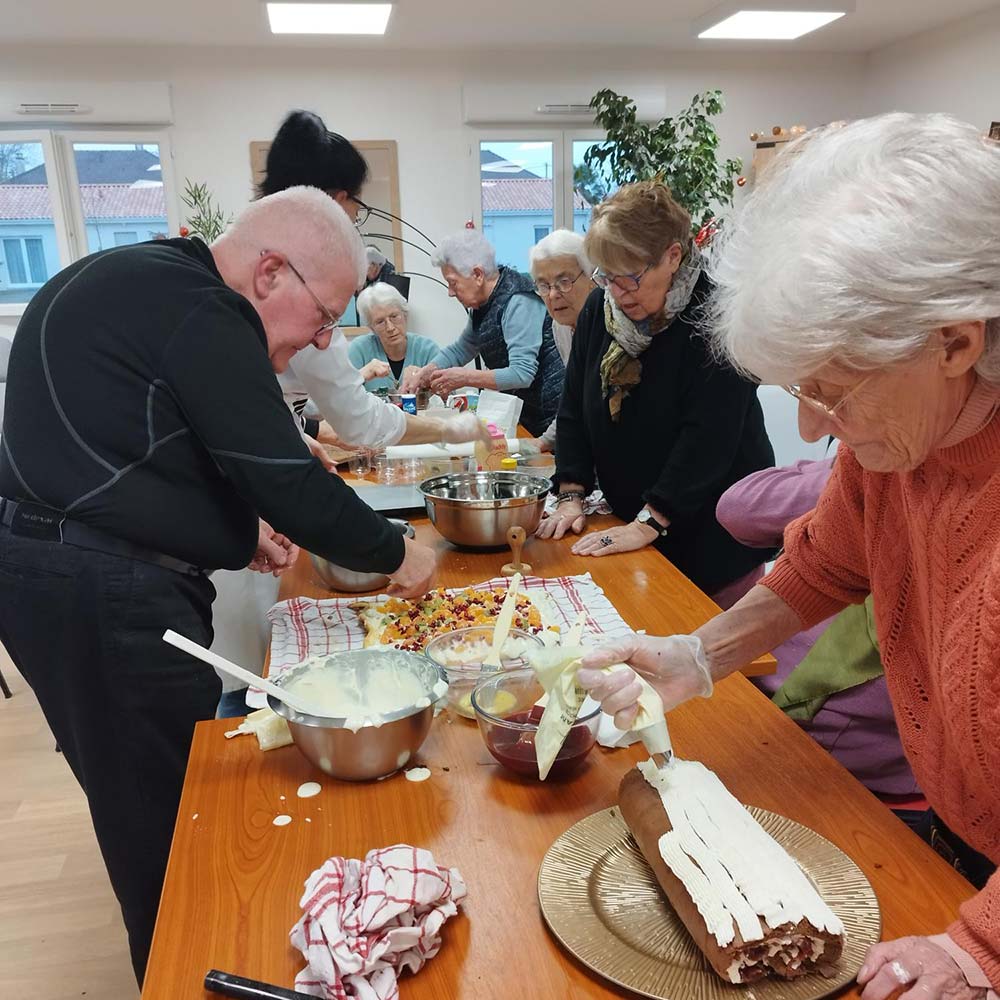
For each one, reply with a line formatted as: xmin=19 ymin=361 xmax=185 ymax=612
xmin=764 ymin=385 xmax=1000 ymax=987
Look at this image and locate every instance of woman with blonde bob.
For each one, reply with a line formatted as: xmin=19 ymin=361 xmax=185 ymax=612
xmin=538 ymin=180 xmax=774 ymax=603
xmin=579 ymin=114 xmax=1000 ymax=1000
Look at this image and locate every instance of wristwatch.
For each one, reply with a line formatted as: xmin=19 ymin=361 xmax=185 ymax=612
xmin=636 ymin=507 xmax=669 ymax=537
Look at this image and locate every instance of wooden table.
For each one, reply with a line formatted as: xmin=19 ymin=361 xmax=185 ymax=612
xmin=142 ymin=518 xmax=976 ymax=1000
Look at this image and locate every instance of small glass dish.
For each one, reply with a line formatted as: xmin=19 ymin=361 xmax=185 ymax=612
xmin=423 ymin=626 xmax=543 ymax=719
xmin=470 ymin=668 xmax=600 ymax=780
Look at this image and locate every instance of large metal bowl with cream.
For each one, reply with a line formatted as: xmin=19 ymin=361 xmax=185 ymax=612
xmin=267 ymin=650 xmax=447 ymax=781
xmin=419 ymin=471 xmax=551 ymax=548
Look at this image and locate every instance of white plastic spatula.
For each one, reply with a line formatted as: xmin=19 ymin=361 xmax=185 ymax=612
xmin=483 ymin=571 xmax=521 ymax=668
xmin=162 ymin=629 xmax=320 ymax=717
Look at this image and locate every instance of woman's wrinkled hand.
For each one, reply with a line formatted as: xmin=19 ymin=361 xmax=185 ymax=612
xmin=576 ymin=634 xmax=713 ymax=727
xmin=858 ymin=936 xmax=988 ymax=1000
xmin=535 ymin=500 xmax=586 ymax=540
xmin=570 ymin=520 xmax=655 ymax=557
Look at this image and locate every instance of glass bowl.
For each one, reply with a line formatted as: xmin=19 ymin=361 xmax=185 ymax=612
xmin=470 ymin=667 xmax=600 ymax=780
xmin=423 ymin=626 xmax=543 ymax=719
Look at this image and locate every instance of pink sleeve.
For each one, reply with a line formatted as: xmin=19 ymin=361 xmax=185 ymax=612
xmin=716 ymin=458 xmax=836 ymax=548
xmin=761 ymin=449 xmax=871 ymax=628
xmin=947 ymin=870 xmax=1000 ymax=991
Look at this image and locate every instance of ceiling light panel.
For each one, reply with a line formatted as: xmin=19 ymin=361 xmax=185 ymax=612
xmin=266 ymin=3 xmax=393 ymax=35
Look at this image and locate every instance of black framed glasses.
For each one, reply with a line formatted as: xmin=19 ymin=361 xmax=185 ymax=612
xmin=534 ymin=271 xmax=584 ymax=297
xmin=281 ymin=256 xmax=340 ymax=338
xmin=349 ymin=196 xmax=373 ymax=228
xmin=591 ymin=262 xmax=653 ymax=292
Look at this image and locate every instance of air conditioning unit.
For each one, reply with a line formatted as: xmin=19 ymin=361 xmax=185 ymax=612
xmin=1 ymin=82 xmax=173 ymax=124
xmin=462 ymin=83 xmax=667 ymax=125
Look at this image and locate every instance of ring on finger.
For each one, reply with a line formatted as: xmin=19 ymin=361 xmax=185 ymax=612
xmin=599 ymin=535 xmax=614 ymax=547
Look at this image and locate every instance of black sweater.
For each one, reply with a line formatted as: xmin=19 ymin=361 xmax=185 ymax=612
xmin=555 ymin=278 xmax=775 ymax=593
xmin=0 ymin=238 xmax=404 ymax=574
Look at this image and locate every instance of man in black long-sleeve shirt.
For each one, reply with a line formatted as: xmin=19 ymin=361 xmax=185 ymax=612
xmin=0 ymin=186 xmax=436 ymax=985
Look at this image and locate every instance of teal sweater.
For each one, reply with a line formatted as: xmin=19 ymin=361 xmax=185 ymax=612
xmin=347 ymin=332 xmax=440 ymax=393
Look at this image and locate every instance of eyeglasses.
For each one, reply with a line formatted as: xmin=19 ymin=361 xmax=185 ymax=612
xmin=349 ymin=196 xmax=373 ymax=228
xmin=591 ymin=262 xmax=653 ymax=293
xmin=783 ymin=373 xmax=875 ymax=422
xmin=281 ymin=255 xmax=340 ymax=338
xmin=534 ymin=271 xmax=584 ymax=297
xmin=371 ymin=310 xmax=406 ymax=331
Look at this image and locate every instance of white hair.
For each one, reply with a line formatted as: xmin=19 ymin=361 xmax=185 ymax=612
xmin=707 ymin=113 xmax=1000 ymax=386
xmin=430 ymin=231 xmax=498 ymax=277
xmin=366 ymin=246 xmax=387 ymax=268
xmin=528 ymin=228 xmax=592 ymax=278
xmin=215 ymin=185 xmax=366 ymax=289
xmin=356 ymin=282 xmax=408 ymax=327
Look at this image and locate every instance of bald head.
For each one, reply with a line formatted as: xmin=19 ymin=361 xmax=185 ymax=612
xmin=211 ymin=186 xmax=366 ymax=372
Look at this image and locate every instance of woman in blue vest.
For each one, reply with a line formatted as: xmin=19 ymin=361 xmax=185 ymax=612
xmin=401 ymin=231 xmax=565 ymax=436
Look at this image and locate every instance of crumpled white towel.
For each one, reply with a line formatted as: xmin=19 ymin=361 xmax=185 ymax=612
xmin=290 ymin=845 xmax=467 ymax=1000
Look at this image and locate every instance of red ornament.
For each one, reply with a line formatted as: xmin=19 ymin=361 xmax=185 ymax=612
xmin=179 ymin=225 xmax=190 ymax=237
xmin=464 ymin=219 xmax=476 ymax=229
xmin=736 ymin=176 xmax=747 ymax=188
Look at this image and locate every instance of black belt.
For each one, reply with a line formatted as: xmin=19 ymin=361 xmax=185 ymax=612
xmin=0 ymin=498 xmax=206 ymax=577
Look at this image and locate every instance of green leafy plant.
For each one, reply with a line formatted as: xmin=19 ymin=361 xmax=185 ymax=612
xmin=584 ymin=88 xmax=742 ymax=231
xmin=180 ymin=179 xmax=231 ymax=242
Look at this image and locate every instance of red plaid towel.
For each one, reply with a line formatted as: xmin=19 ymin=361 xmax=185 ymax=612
xmin=290 ymin=845 xmax=467 ymax=999
xmin=248 ymin=573 xmax=634 ymax=709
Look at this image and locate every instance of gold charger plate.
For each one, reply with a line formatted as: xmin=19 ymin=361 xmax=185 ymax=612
xmin=538 ymin=805 xmax=881 ymax=1000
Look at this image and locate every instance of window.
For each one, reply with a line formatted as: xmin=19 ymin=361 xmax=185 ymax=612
xmin=0 ymin=128 xmax=177 ymax=311
xmin=2 ymin=237 xmax=47 ymax=286
xmin=479 ymin=140 xmax=553 ymax=273
xmin=0 ymin=137 xmax=63 ymax=304
xmin=473 ymin=131 xmax=616 ymax=273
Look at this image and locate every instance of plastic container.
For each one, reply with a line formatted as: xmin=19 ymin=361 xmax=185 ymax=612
xmin=500 ymin=456 xmax=518 ymax=472
xmin=474 ymin=421 xmax=509 ymax=472
xmin=423 ymin=626 xmax=542 ymax=718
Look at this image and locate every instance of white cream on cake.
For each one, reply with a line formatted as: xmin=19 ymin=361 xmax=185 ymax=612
xmin=637 ymin=758 xmax=843 ymax=958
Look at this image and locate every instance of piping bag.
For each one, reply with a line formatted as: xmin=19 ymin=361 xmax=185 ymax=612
xmin=528 ymin=646 xmax=673 ymax=779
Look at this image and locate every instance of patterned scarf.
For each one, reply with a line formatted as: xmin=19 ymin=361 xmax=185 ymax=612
xmin=599 ymin=245 xmax=704 ymax=421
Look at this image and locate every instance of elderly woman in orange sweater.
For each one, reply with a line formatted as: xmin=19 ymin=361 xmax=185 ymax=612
xmin=580 ymin=112 xmax=1000 ymax=1000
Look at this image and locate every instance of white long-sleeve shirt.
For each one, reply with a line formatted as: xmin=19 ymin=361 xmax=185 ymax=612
xmin=278 ymin=332 xmax=407 ymax=449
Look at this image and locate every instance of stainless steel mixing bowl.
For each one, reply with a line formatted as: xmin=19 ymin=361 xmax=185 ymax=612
xmin=419 ymin=471 xmax=551 ymax=548
xmin=309 ymin=518 xmax=415 ymax=593
xmin=267 ymin=650 xmax=446 ymax=781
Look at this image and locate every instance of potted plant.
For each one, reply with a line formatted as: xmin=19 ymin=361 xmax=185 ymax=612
xmin=179 ymin=180 xmax=231 ymax=241
xmin=584 ymin=88 xmax=742 ymax=233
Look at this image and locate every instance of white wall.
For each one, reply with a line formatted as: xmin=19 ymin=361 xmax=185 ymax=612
xmin=865 ymin=5 xmax=1000 ymax=125
xmin=0 ymin=43 xmax=868 ymax=344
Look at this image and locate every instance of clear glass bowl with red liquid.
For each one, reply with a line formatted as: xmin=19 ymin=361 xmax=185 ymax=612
xmin=470 ymin=667 xmax=600 ymax=779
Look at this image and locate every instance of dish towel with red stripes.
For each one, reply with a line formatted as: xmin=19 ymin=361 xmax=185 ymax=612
xmin=290 ymin=844 xmax=467 ymax=1000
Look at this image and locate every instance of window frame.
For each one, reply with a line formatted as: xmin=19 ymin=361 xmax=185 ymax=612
xmin=1 ymin=235 xmax=47 ymax=287
xmin=0 ymin=126 xmax=178 ymax=317
xmin=470 ymin=128 xmax=609 ymax=262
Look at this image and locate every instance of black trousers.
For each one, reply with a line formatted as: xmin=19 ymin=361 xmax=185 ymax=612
xmin=0 ymin=524 xmax=220 ymax=986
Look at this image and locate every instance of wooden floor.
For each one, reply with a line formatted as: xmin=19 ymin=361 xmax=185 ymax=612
xmin=0 ymin=647 xmax=139 ymax=1000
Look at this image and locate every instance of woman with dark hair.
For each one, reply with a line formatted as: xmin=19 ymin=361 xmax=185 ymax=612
xmin=257 ymin=109 xmax=369 ymax=221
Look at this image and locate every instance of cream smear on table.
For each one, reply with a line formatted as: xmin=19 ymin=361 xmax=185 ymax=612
xmin=284 ymin=653 xmax=444 ymax=732
xmin=637 ymin=759 xmax=843 ymax=950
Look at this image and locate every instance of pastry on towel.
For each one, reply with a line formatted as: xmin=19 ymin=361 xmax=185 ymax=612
xmin=619 ymin=762 xmax=844 ymax=984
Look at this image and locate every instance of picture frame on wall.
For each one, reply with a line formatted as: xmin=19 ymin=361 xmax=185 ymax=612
xmin=990 ymin=122 xmax=1000 ymax=141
